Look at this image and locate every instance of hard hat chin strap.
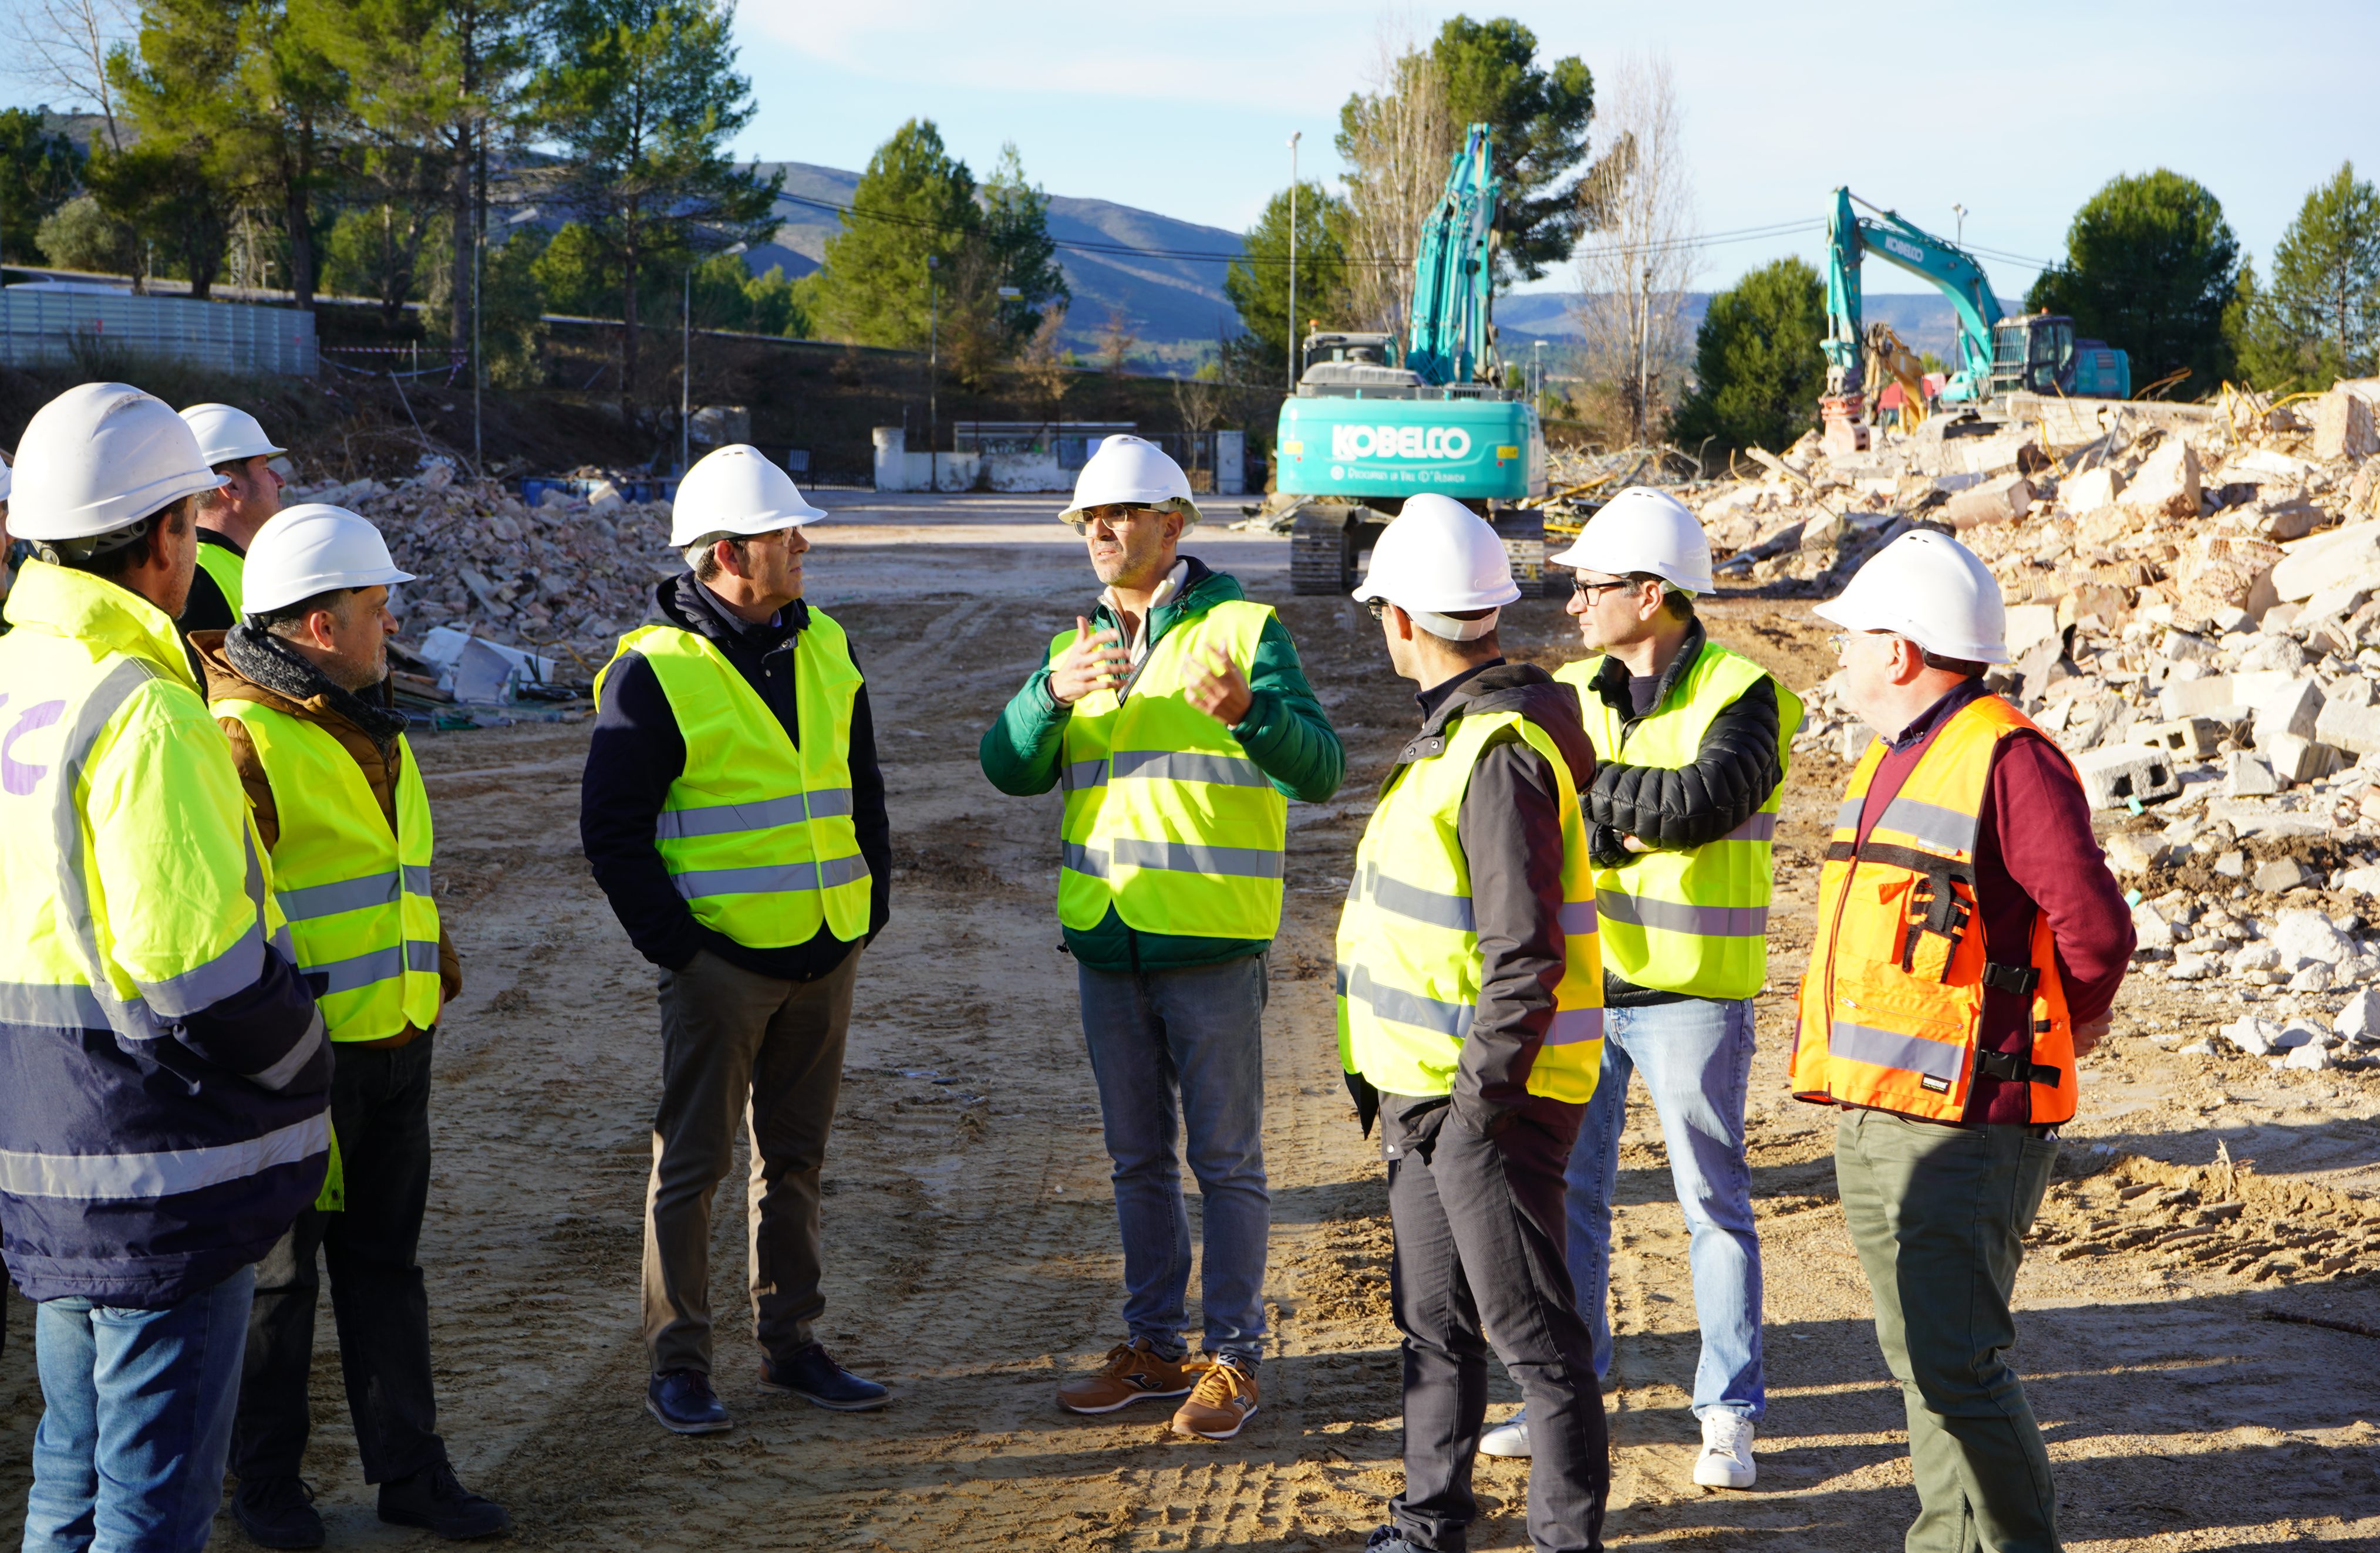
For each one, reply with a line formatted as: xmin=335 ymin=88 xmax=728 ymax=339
xmin=1404 ymin=605 xmax=1501 ymax=642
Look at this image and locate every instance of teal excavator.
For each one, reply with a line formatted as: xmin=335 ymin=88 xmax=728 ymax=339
xmin=1279 ymin=123 xmax=1547 ymax=594
xmin=1822 ymin=187 xmax=2128 ymax=439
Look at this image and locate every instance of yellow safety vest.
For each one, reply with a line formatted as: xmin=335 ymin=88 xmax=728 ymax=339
xmin=196 ymin=541 xmax=245 ymax=617
xmin=1336 ymin=707 xmax=1603 ymax=1103
xmin=595 ymin=609 xmax=871 ymax=948
xmin=1053 ymin=599 xmax=1286 ymax=940
xmin=212 ymin=700 xmax=442 ymax=1042
xmin=1555 ymin=640 xmax=1800 ymax=1000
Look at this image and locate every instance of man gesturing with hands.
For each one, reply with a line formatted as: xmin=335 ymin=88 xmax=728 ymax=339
xmin=980 ymin=436 xmax=1341 ymax=1441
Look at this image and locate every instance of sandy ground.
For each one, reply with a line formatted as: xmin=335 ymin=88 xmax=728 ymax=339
xmin=4 ymin=491 xmax=2378 ymax=1550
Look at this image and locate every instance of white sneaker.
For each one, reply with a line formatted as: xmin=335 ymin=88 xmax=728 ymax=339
xmin=1478 ymin=1410 xmax=1531 ymax=1458
xmin=1693 ymin=1411 xmax=1757 ymax=1489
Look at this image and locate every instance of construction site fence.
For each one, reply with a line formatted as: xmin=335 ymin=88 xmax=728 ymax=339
xmin=0 ymin=287 xmax=318 ymax=376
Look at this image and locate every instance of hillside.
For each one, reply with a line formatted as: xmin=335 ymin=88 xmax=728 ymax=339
xmin=1497 ymin=289 xmax=2027 ymax=363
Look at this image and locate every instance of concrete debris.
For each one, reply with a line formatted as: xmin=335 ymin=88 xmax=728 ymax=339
xmin=285 ymin=468 xmax=685 ymax=694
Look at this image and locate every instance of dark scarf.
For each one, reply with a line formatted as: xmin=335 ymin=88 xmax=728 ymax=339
xmin=224 ymin=624 xmax=410 ymax=752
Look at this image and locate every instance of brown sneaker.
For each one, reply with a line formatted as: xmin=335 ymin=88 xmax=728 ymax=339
xmin=1171 ymin=1353 xmax=1259 ymax=1440
xmin=1056 ymin=1339 xmax=1200 ymax=1414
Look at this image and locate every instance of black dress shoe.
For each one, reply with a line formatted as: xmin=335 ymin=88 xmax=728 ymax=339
xmin=377 ymin=1460 xmax=513 ymax=1540
xmin=647 ymin=1368 xmax=732 ymax=1434
xmin=759 ymin=1341 xmax=889 ymax=1412
xmin=232 ymin=1476 xmax=325 ymax=1549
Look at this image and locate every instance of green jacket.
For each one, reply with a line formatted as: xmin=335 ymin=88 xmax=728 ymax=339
xmin=979 ymin=557 xmax=1343 ymax=971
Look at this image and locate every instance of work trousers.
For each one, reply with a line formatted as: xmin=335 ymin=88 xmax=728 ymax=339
xmin=1077 ymin=956 xmax=1271 ymax=1360
xmin=233 ymin=1032 xmax=446 ymax=1487
xmin=1384 ymin=1097 xmax=1607 ymax=1553
xmin=644 ymin=946 xmax=860 ymax=1376
xmin=1835 ymin=1108 xmax=2062 ymax=1553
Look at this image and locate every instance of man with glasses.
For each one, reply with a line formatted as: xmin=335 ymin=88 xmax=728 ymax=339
xmin=979 ymin=435 xmax=1341 ymax=1440
xmin=1794 ymin=530 xmax=2130 ymax=1553
xmin=1478 ymin=487 xmax=1794 ymax=1490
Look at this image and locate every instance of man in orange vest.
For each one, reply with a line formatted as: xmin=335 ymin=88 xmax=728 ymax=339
xmin=1791 ymin=531 xmax=2133 ymax=1553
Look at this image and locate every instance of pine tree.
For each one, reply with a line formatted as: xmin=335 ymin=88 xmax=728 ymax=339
xmin=811 ymin=120 xmax=979 ymax=350
xmin=1672 ymin=257 xmax=1826 ymax=458
xmin=1223 ymin=181 xmax=1350 ymax=382
xmin=2028 ymin=169 xmax=2240 ymax=394
xmin=2228 ymin=163 xmax=2380 ymax=390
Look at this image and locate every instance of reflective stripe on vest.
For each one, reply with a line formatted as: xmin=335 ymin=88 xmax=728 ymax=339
xmin=1336 ymin=708 xmax=1603 ymax=1104
xmin=1053 ymin=599 xmax=1287 ymax=939
xmin=595 ymin=609 xmax=871 ymax=948
xmin=1789 ymin=694 xmax=2077 ymax=1125
xmin=1555 ymin=640 xmax=1799 ymax=1000
xmin=195 ymin=542 xmax=245 ymax=617
xmin=213 ymin=700 xmax=443 ymax=1043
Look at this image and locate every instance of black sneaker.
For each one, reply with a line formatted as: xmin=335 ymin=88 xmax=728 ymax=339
xmin=376 ymin=1460 xmax=513 ymax=1540
xmin=232 ymin=1476 xmax=324 ymax=1549
xmin=759 ymin=1341 xmax=889 ymax=1412
xmin=646 ymin=1368 xmax=732 ymax=1434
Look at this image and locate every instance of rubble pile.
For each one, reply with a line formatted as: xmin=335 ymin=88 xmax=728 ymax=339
xmin=291 ymin=461 xmax=683 ymax=682
xmin=1721 ymin=379 xmax=2380 ymax=1069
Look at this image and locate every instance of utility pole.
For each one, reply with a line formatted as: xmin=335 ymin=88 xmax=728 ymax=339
xmin=1637 ymin=264 xmax=1653 ymax=445
xmin=926 ymin=253 xmax=940 ymax=492
xmin=1286 ymin=132 xmax=1301 ymax=392
xmin=472 ymin=116 xmax=484 ymax=477
xmin=682 ymin=239 xmax=748 ymax=475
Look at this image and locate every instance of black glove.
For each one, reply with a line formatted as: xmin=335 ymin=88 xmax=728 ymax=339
xmin=1343 ymin=1068 xmax=1381 ymax=1137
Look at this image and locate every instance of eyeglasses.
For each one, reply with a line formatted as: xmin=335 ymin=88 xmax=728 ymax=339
xmin=1366 ymin=600 xmax=1391 ymax=622
xmin=1073 ymin=503 xmax=1164 ymax=530
xmin=1570 ymin=576 xmax=1636 ymax=602
xmin=1830 ymin=630 xmax=1899 ymax=655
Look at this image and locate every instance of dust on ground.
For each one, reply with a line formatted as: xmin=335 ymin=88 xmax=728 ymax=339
xmin=4 ymin=492 xmax=2375 ymax=1550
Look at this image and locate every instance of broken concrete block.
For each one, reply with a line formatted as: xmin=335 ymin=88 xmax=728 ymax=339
xmin=2073 ymin=744 xmax=2182 ymax=810
xmin=2283 ymin=1039 xmax=2336 ymax=1071
xmin=2248 ymin=492 xmax=2326 ymax=542
xmin=2314 ymin=385 xmax=2379 ymax=462
xmin=2272 ymin=521 xmax=2380 ymax=602
xmin=2264 ymin=732 xmax=2341 ymax=785
xmin=2157 ymin=674 xmax=2240 ymax=720
xmin=2061 ymin=465 xmax=2125 ymax=513
xmin=2102 ymin=832 xmax=2165 ymax=875
xmin=2004 ymin=603 xmax=2061 ymax=660
xmin=2337 ymin=987 xmax=2380 ymax=1042
xmin=2125 ymin=440 xmax=2200 ymax=517
xmin=2138 ymin=717 xmax=2221 ymax=759
xmin=2298 ymin=576 xmax=2380 ymax=630
xmin=2248 ymin=677 xmax=2324 ymax=745
xmin=2225 ymin=751 xmax=2281 ymax=797
xmin=2223 ymin=1016 xmax=2282 ymax=1055
xmin=2161 ymin=628 xmax=2219 ymax=664
xmin=1942 ymin=474 xmax=2034 ymax=529
xmin=2315 ymin=697 xmax=2380 ymax=757
xmin=2130 ymin=900 xmax=2177 ymax=948
xmin=2257 ymin=857 xmax=2320 ymax=896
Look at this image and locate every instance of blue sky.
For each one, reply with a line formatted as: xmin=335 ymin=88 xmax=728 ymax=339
xmin=723 ymin=0 xmax=2376 ymax=295
xmin=10 ymin=1 xmax=2372 ymax=296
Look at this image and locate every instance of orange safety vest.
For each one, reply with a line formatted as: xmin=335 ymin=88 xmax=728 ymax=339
xmin=1790 ymin=694 xmax=2077 ymax=1125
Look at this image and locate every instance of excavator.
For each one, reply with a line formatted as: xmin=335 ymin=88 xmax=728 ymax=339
xmin=1822 ymin=187 xmax=2128 ymax=445
xmin=1277 ymin=123 xmax=1547 ymax=595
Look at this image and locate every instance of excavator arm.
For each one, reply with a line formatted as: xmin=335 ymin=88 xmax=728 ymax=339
xmin=1824 ymin=187 xmax=2004 ymax=407
xmin=1406 ymin=123 xmax=1501 ymax=387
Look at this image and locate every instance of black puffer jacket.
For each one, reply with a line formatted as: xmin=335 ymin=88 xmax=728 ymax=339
xmin=1578 ymin=620 xmax=1781 ymax=868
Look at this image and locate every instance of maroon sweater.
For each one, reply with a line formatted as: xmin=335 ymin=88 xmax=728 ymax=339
xmin=1855 ymin=680 xmax=2135 ymax=1125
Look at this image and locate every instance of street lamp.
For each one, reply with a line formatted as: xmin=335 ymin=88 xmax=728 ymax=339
xmin=1286 ymin=131 xmax=1302 ymax=392
xmin=683 ymin=239 xmax=748 ymax=476
xmin=926 ymin=254 xmax=940 ymax=492
xmin=1952 ymin=203 xmax=1967 ymax=248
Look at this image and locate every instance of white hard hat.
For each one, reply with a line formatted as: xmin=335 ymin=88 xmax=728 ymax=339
xmin=9 ymin=382 xmax=228 ymax=542
xmin=1058 ymin=434 xmax=1201 ymax=528
xmin=241 ymin=504 xmax=417 ymax=616
xmin=1815 ymin=528 xmax=2008 ymax=664
xmin=178 ymin=402 xmax=286 ymax=467
xmin=670 ymin=444 xmax=827 ymax=548
xmin=1351 ymin=493 xmax=1521 ymax=640
xmin=1546 ymin=485 xmax=1713 ymax=595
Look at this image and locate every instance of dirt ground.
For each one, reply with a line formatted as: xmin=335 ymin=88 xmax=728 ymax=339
xmin=4 ymin=492 xmax=2377 ymax=1550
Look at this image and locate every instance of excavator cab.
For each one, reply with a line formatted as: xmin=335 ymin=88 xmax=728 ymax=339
xmin=1989 ymin=315 xmax=2130 ymax=400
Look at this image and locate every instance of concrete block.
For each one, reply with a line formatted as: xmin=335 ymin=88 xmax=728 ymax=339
xmin=2124 ymin=440 xmax=2200 ymax=517
xmin=1943 ymin=474 xmax=2033 ymax=529
xmin=2073 ymin=744 xmax=2182 ymax=809
xmin=2224 ymin=751 xmax=2281 ymax=796
xmin=2257 ymin=857 xmax=2320 ymax=895
xmin=2248 ymin=677 xmax=2324 ymax=744
xmin=2138 ymin=717 xmax=2223 ymax=759
xmin=2264 ymin=732 xmax=2342 ymax=785
xmin=2272 ymin=521 xmax=2380 ymax=602
xmin=2336 ymin=987 xmax=2380 ymax=1042
xmin=2157 ymin=674 xmax=2240 ymax=720
xmin=2314 ymin=385 xmax=2379 ymax=462
xmin=2102 ymin=832 xmax=2165 ymax=875
xmin=2316 ymin=696 xmax=2380 ymax=757
xmin=2004 ymin=603 xmax=2062 ymax=660
xmin=2062 ymin=465 xmax=2124 ymax=513
xmin=2298 ymin=577 xmax=2380 ymax=628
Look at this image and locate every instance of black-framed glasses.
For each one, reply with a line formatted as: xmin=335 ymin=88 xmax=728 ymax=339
xmin=1366 ymin=600 xmax=1390 ymax=621
xmin=1570 ymin=576 xmax=1635 ymax=602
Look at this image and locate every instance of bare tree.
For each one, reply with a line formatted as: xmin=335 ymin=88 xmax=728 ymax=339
xmin=1567 ymin=52 xmax=1698 ymax=446
xmin=1336 ymin=12 xmax=1455 ymax=339
xmin=4 ymin=0 xmax=133 ymax=148
xmin=1017 ymin=304 xmax=1074 ymax=434
xmin=1097 ymin=306 xmax=1138 ymax=375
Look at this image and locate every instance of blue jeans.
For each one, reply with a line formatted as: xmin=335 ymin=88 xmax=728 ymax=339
xmin=23 ymin=1265 xmax=255 ymax=1553
xmin=1565 ymin=995 xmax=1764 ymax=1420
xmin=1077 ymin=954 xmax=1270 ymax=1360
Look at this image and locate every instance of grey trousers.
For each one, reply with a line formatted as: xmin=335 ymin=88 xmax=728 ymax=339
xmin=1384 ymin=1097 xmax=1608 ymax=1553
xmin=643 ymin=947 xmax=860 ymax=1376
xmin=1835 ymin=1108 xmax=2062 ymax=1553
